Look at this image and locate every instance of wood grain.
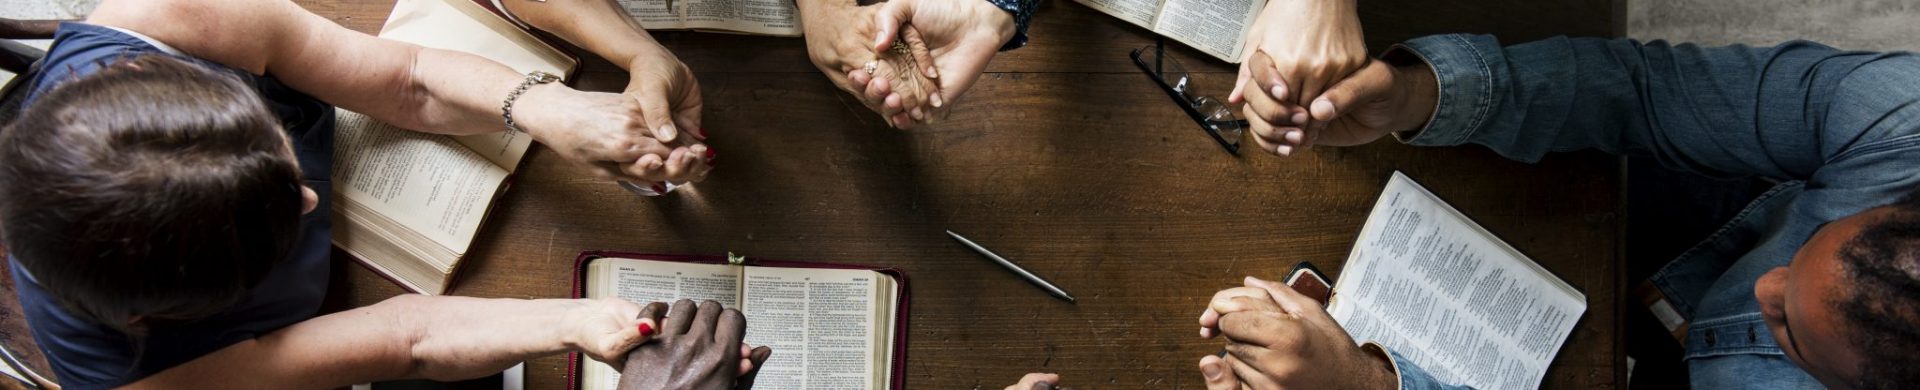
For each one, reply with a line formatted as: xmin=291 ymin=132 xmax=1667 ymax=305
xmin=296 ymin=0 xmax=1625 ymax=389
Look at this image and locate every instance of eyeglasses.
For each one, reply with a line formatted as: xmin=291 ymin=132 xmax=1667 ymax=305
xmin=1131 ymin=41 xmax=1249 ymax=155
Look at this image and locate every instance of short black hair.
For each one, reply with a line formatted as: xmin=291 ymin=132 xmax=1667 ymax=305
xmin=0 ymin=55 xmax=305 ymax=337
xmin=1837 ymin=187 xmax=1920 ymax=389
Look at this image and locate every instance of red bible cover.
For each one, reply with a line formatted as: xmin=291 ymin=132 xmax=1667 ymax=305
xmin=565 ymin=251 xmax=912 ymax=390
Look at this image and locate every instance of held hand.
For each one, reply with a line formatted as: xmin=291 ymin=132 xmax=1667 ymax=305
xmin=867 ymin=0 xmax=1017 ymax=125
xmin=1198 ymin=277 xmax=1397 ymax=389
xmin=1228 ymin=0 xmax=1367 ymax=124
xmin=1242 ymin=58 xmax=1438 ymax=155
xmin=617 ymin=300 xmax=772 ymax=390
xmin=514 ymin=83 xmax=713 ymax=185
xmin=564 ymin=298 xmax=653 ymax=369
xmin=800 ymin=0 xmax=939 ymax=129
xmin=1004 ymin=373 xmax=1072 ymax=390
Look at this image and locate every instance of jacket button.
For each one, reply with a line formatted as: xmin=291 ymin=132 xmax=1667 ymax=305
xmin=1705 ymin=330 xmax=1717 ymax=346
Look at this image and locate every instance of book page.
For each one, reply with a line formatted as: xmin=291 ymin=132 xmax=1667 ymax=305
xmin=332 ymin=111 xmax=508 ymax=254
xmin=1071 ymin=0 xmax=1162 ymax=30
xmin=1328 ymin=172 xmax=1586 ymax=390
xmin=615 ymin=0 xmax=690 ymax=29
xmin=583 ymin=258 xmax=745 ymax=390
xmin=740 ymin=267 xmax=882 ymax=390
xmin=1152 ymin=0 xmax=1260 ymax=62
xmin=617 ymin=0 xmax=801 ymax=36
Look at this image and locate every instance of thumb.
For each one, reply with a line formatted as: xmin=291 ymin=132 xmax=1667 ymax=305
xmin=873 ymin=0 xmax=917 ymax=52
xmin=1309 ymin=59 xmax=1394 ymax=123
xmin=632 ymin=91 xmax=679 ymax=144
xmin=1199 ymin=354 xmax=1241 ymax=390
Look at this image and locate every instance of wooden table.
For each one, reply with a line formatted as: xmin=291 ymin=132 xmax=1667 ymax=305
xmin=307 ymin=0 xmax=1626 ymax=388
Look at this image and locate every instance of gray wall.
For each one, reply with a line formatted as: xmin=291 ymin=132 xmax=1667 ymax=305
xmin=1629 ymin=0 xmax=1920 ymax=52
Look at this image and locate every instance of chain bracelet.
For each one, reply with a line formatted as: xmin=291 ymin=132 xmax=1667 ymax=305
xmin=502 ymin=70 xmax=561 ymax=134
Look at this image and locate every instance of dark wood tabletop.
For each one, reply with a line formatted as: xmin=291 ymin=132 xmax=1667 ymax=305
xmin=303 ymin=0 xmax=1626 ymax=388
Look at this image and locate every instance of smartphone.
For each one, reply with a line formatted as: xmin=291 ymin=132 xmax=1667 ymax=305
xmin=1283 ymin=261 xmax=1334 ymax=307
xmin=352 ymin=363 xmax=523 ymax=390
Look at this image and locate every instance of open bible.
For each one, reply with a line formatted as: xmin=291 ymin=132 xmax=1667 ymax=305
xmin=331 ymin=0 xmax=578 ymax=294
xmin=1075 ymin=0 xmax=1263 ymax=62
xmin=608 ymin=0 xmax=801 ymax=36
xmin=570 ymin=252 xmax=909 ymax=390
xmin=1325 ymin=172 xmax=1587 ymax=389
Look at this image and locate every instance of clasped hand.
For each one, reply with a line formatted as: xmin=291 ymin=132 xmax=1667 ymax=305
xmin=617 ymin=299 xmax=774 ymax=390
xmin=513 ymin=47 xmax=713 ymax=188
xmin=1194 ymin=276 xmax=1397 ymax=389
xmin=801 ymin=0 xmax=1014 ymax=129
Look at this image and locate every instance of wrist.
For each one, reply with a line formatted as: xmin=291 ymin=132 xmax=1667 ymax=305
xmin=1389 ymin=63 xmax=1439 ymax=133
xmin=554 ymin=299 xmax=595 ymax=353
xmin=508 ymin=82 xmax=570 ymax=142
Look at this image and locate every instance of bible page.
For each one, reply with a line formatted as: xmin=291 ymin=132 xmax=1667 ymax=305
xmin=1152 ymin=0 xmax=1260 ymax=62
xmin=332 ymin=111 xmax=507 ymax=254
xmin=583 ymin=258 xmax=746 ymax=390
xmin=618 ymin=0 xmax=801 ymax=36
xmin=1072 ymin=0 xmax=1162 ymax=30
xmin=740 ymin=267 xmax=884 ymax=390
xmin=1327 ymin=172 xmax=1586 ymax=390
xmin=616 ymin=0 xmax=691 ymax=30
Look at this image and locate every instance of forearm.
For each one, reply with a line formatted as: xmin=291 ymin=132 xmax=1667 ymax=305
xmin=383 ymin=47 xmax=535 ymax=135
xmin=0 ymin=18 xmax=60 ymax=39
xmin=1388 ymin=34 xmax=1917 ymax=180
xmin=384 ymin=295 xmax=583 ymax=380
xmin=500 ymin=0 xmax=667 ymax=72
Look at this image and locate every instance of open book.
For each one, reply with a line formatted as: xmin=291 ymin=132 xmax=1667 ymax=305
xmin=572 ymin=252 xmax=908 ymax=390
xmin=331 ymin=0 xmax=578 ymax=294
xmin=610 ymin=0 xmax=801 ymax=36
xmin=1326 ymin=172 xmax=1587 ymax=390
xmin=1075 ymin=0 xmax=1263 ymax=62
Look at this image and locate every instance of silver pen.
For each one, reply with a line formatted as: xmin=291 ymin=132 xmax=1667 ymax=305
xmin=946 ymin=230 xmax=1077 ymax=303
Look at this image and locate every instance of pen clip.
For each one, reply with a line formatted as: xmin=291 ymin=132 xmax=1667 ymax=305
xmin=727 ymin=252 xmax=748 ymax=265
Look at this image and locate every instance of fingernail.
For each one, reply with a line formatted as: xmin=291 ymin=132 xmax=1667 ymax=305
xmin=1313 ymin=99 xmax=1335 ymax=117
xmin=650 ymin=182 xmax=667 ymax=194
xmin=695 ymin=127 xmax=710 ymax=140
xmin=1271 ymin=85 xmax=1286 ymax=99
xmin=1202 ymin=362 xmax=1222 ymax=380
xmin=656 ymin=125 xmax=677 ymax=141
xmin=1285 ymin=130 xmax=1303 ymax=143
xmin=1277 ymin=145 xmax=1293 ymax=156
xmin=926 ymin=66 xmax=939 ymax=78
xmin=638 ymin=322 xmax=655 ymax=338
xmin=1291 ymin=112 xmax=1309 ymax=125
xmin=930 ymin=93 xmax=944 ymax=108
xmin=703 ymin=148 xmax=717 ymax=166
xmin=911 ymin=107 xmax=925 ymax=120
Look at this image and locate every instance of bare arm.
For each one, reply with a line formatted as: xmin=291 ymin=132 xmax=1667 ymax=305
xmin=85 ymin=0 xmax=710 ymax=183
xmin=122 ymin=295 xmax=651 ymax=389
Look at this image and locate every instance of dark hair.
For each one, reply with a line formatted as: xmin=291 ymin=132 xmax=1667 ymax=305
xmin=0 ymin=55 xmax=305 ymax=337
xmin=1837 ymin=188 xmax=1920 ymax=389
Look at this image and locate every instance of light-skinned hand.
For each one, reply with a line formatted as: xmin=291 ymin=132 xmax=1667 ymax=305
xmin=515 ymin=80 xmax=711 ymax=185
xmin=1004 ymin=372 xmax=1070 ymax=390
xmin=864 ymin=0 xmax=1017 ymax=127
xmin=1229 ymin=0 xmax=1367 ymax=156
xmin=800 ymin=0 xmax=939 ymax=129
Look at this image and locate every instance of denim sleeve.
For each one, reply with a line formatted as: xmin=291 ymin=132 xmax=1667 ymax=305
xmin=1388 ymin=34 xmax=1920 ymax=196
xmin=1364 ymin=342 xmax=1477 ymax=390
xmin=985 ymin=0 xmax=1037 ymax=51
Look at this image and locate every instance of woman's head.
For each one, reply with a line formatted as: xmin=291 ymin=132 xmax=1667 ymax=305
xmin=0 ymin=55 xmax=313 ymax=336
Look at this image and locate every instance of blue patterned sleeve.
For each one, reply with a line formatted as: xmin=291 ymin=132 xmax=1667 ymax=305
xmin=985 ymin=0 xmax=1038 ymax=51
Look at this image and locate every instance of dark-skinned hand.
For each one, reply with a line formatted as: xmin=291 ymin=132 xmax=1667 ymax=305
xmin=617 ymin=300 xmax=774 ymax=390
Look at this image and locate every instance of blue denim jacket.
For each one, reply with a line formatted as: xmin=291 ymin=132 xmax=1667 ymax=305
xmin=1370 ymin=34 xmax=1920 ymax=389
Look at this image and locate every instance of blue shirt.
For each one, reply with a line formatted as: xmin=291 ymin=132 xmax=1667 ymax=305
xmin=1374 ymin=34 xmax=1920 ymax=389
xmin=7 ymin=23 xmax=335 ymax=390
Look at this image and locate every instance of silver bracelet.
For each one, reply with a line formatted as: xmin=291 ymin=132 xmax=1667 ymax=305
xmin=502 ymin=70 xmax=560 ymax=134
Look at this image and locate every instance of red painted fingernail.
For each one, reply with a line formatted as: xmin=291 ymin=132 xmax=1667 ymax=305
xmin=638 ymin=322 xmax=655 ymax=338
xmin=650 ymin=182 xmax=667 ymax=194
xmin=703 ymin=149 xmax=717 ymax=166
xmin=696 ymin=127 xmax=709 ymax=140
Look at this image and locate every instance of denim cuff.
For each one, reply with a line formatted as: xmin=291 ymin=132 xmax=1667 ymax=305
xmin=1368 ymin=341 xmax=1467 ymax=390
xmin=987 ymin=0 xmax=1037 ymax=51
xmin=1384 ymin=34 xmax=1501 ymax=147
